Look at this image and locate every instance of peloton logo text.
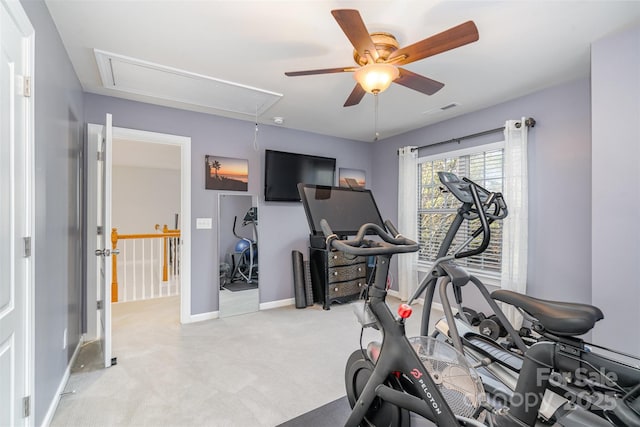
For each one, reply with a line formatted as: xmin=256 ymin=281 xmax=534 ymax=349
xmin=411 ymin=367 xmax=442 ymax=415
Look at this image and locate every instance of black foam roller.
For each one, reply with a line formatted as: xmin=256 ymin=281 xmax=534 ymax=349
xmin=292 ymin=250 xmax=306 ymax=309
xmin=304 ymin=260 xmax=313 ymax=306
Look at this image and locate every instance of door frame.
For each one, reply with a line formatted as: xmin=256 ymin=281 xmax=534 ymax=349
xmin=86 ymin=124 xmax=192 ymax=337
xmin=0 ymin=0 xmax=35 ymax=425
xmin=85 ymin=124 xmax=101 ymax=341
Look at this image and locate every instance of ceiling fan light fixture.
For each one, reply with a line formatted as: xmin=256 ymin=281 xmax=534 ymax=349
xmin=354 ymin=63 xmax=399 ymax=94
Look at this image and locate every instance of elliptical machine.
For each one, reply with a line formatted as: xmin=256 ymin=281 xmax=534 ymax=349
xmin=405 ymin=172 xmax=640 ymax=426
xmin=229 ymin=207 xmax=258 ymax=284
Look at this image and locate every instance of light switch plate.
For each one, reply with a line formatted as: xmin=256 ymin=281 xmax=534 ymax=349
xmin=196 ymin=217 xmax=212 ymax=229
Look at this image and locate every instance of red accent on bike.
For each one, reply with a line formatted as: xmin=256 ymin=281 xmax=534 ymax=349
xmin=369 ymin=344 xmax=380 ymax=362
xmin=411 ymin=368 xmax=422 ymax=379
xmin=398 ymin=304 xmax=413 ymax=319
xmin=393 ymin=371 xmax=401 ymax=378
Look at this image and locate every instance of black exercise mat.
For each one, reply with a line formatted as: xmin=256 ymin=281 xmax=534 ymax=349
xmin=277 ymin=396 xmax=351 ymax=427
xmin=221 ymin=281 xmax=258 ymax=292
xmin=278 ymin=395 xmax=437 ymax=426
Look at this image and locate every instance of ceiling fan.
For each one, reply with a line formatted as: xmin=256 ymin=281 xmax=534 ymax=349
xmin=285 ymin=9 xmax=479 ymax=107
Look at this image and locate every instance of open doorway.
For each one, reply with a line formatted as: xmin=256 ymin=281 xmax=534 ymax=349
xmin=110 ymin=126 xmax=191 ymax=324
xmin=85 ymin=124 xmax=191 ymax=352
xmin=112 ymin=137 xmax=181 ymax=303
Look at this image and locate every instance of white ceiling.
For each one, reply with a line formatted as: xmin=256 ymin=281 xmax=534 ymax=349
xmin=45 ymin=0 xmax=640 ymax=142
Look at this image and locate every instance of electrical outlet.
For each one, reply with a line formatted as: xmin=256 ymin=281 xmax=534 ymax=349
xmin=63 ymin=328 xmax=67 ymax=350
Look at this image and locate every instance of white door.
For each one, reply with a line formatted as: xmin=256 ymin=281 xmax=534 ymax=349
xmin=0 ymin=0 xmax=34 ymax=424
xmin=95 ymin=114 xmax=114 ymax=368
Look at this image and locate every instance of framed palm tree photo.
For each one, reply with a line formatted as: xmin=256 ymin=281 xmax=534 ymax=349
xmin=205 ymin=155 xmax=248 ymax=191
xmin=339 ymin=168 xmax=366 ymax=189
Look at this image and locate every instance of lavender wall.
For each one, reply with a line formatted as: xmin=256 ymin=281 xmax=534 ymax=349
xmin=20 ymin=0 xmax=85 ymax=424
xmin=84 ymin=94 xmax=373 ymax=314
xmin=371 ymin=78 xmax=592 ymax=307
xmin=591 ymin=25 xmax=640 ymax=355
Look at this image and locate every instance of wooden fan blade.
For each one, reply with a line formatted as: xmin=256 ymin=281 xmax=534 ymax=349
xmin=285 ymin=66 xmax=356 ymax=77
xmin=331 ymin=9 xmax=379 ymax=62
xmin=344 ymin=84 xmax=366 ymax=107
xmin=395 ymin=68 xmax=444 ymax=95
xmin=388 ymin=21 xmax=479 ymax=66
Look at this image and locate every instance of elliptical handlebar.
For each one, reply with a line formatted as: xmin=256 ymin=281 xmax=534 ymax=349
xmin=320 ymin=219 xmax=419 ymax=256
xmin=444 ymin=176 xmax=508 ymax=260
xmin=232 ymin=216 xmax=241 ymax=239
xmin=454 ymin=181 xmax=491 ymax=259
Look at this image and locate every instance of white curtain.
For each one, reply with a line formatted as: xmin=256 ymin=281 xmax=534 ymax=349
xmin=397 ymin=146 xmax=418 ymax=301
xmin=500 ymin=118 xmax=529 ymax=327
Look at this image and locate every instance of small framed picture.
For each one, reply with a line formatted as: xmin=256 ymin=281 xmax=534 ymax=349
xmin=205 ymin=155 xmax=248 ymax=191
xmin=339 ymin=168 xmax=366 ymax=189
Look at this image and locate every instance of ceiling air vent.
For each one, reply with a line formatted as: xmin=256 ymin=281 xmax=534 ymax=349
xmin=440 ymin=102 xmax=459 ymax=111
xmin=94 ymin=49 xmax=282 ymax=117
xmin=423 ymin=102 xmax=460 ymax=115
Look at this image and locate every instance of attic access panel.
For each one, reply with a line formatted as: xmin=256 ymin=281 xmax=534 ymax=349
xmin=94 ymin=49 xmax=282 ymax=117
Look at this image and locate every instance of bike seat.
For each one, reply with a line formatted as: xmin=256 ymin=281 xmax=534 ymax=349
xmin=491 ymin=290 xmax=604 ymax=336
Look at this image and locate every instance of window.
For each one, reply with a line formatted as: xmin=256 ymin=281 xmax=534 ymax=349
xmin=417 ymin=142 xmax=504 ymax=280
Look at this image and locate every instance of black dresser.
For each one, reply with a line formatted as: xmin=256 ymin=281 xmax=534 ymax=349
xmin=309 ymin=247 xmax=367 ymax=310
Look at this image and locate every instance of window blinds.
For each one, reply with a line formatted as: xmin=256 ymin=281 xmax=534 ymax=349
xmin=417 ymin=147 xmax=504 ymax=276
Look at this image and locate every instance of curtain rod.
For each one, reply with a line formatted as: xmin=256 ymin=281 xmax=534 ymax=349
xmin=408 ymin=117 xmax=536 ymax=152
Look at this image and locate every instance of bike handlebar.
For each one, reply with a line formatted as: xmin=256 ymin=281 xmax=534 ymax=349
xmin=320 ymin=219 xmax=419 ymax=256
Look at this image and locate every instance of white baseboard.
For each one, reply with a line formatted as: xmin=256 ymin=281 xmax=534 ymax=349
xmin=259 ymin=298 xmax=294 ymax=310
xmin=432 ymin=301 xmax=444 ymax=312
xmin=387 ymin=289 xmax=400 ymax=299
xmin=40 ymin=338 xmax=82 ymax=427
xmin=184 ymin=299 xmax=296 ymax=323
xmin=185 ymin=310 xmax=219 ymax=323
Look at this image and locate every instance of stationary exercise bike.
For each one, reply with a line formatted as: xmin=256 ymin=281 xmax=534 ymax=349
xmin=299 ymin=183 xmax=488 ymax=427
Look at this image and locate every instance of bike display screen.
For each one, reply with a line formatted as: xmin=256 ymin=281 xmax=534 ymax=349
xmin=298 ymin=184 xmax=385 ymax=236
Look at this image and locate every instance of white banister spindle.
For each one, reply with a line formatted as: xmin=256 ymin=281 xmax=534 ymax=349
xmin=158 ymin=239 xmax=163 ymax=296
xmin=142 ymin=240 xmax=146 ymax=300
xmin=123 ymin=240 xmax=128 ymax=301
xmin=150 ymin=238 xmax=154 ymax=299
xmin=133 ymin=241 xmax=137 ymax=301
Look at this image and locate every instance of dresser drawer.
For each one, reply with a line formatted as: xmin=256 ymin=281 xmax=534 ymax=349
xmin=328 ymin=263 xmax=366 ymax=283
xmin=327 ymin=251 xmax=366 ymax=268
xmin=328 ymin=278 xmax=366 ymax=299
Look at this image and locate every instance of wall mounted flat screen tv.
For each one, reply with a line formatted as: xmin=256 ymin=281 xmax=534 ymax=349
xmin=298 ymin=184 xmax=385 ymax=236
xmin=264 ymin=149 xmax=336 ymax=202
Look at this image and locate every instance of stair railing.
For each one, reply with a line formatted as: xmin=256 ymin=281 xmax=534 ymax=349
xmin=111 ymin=225 xmax=181 ymax=302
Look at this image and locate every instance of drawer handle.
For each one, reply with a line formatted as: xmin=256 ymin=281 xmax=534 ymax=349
xmin=358 ymin=282 xmax=362 ymax=287
xmin=333 ymin=255 xmax=338 ymax=259
xmin=357 ymin=267 xmax=362 ymax=272
xmin=334 ymin=287 xmax=339 ymax=292
xmin=333 ymin=271 xmax=338 ymax=276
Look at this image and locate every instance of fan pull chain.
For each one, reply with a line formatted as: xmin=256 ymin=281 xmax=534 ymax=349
xmin=253 ymin=107 xmax=259 ymax=151
xmin=374 ymin=93 xmax=380 ymax=141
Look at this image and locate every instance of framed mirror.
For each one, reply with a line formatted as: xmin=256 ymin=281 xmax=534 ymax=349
xmin=218 ymin=194 xmax=259 ymax=317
